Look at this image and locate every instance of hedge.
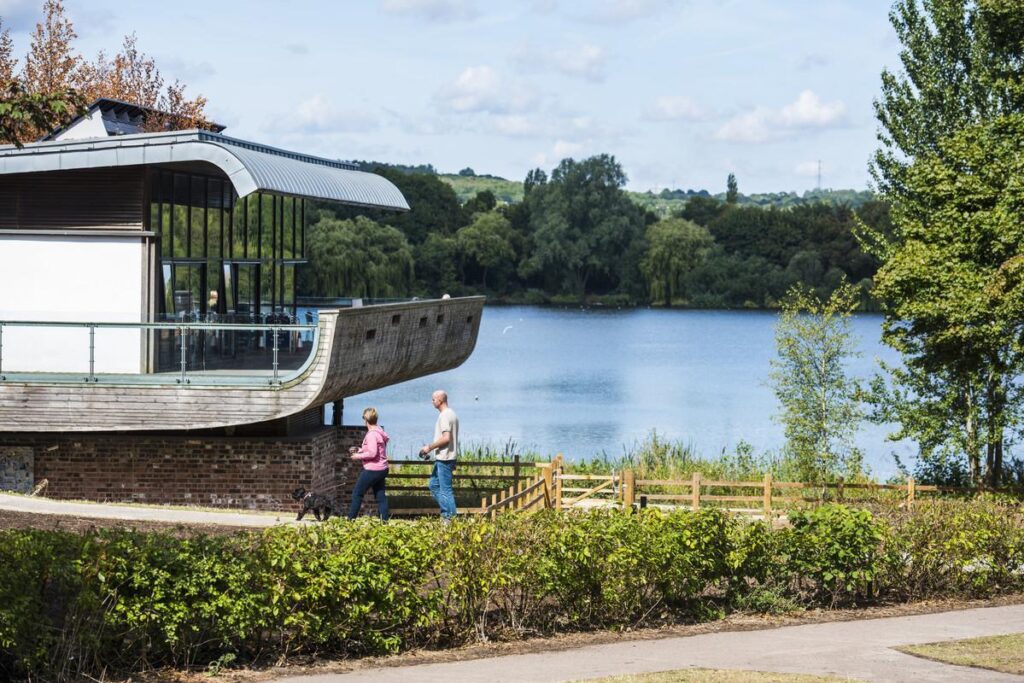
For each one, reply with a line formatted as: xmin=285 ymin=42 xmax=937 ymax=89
xmin=2 ymin=500 xmax=1023 ymax=680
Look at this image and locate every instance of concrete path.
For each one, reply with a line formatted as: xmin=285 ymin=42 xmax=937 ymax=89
xmin=0 ymin=492 xmax=290 ymax=527
xmin=279 ymin=604 xmax=1024 ymax=683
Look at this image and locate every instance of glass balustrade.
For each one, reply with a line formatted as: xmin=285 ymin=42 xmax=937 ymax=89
xmin=0 ymin=320 xmax=317 ymax=386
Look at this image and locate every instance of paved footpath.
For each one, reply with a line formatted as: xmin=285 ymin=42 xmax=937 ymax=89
xmin=0 ymin=492 xmax=289 ymax=527
xmin=278 ymin=604 xmax=1024 ymax=683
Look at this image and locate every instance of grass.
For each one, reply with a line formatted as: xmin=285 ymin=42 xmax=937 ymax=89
xmin=574 ymin=669 xmax=858 ymax=683
xmin=897 ymin=632 xmax=1024 ymax=675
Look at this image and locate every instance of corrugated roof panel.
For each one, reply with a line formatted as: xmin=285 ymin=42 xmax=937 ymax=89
xmin=0 ymin=130 xmax=409 ymax=211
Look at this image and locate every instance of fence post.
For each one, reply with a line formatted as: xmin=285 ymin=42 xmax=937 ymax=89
xmin=555 ymin=455 xmax=564 ymax=510
xmin=907 ymin=476 xmax=916 ymax=509
xmin=513 ymin=454 xmax=521 ymax=491
xmin=480 ymin=496 xmax=488 ymax=514
xmin=837 ymin=476 xmax=845 ymax=502
xmin=542 ymin=464 xmax=553 ymax=509
xmin=622 ymin=469 xmax=636 ymax=510
xmin=763 ymin=472 xmax=773 ymax=519
xmin=691 ymin=472 xmax=701 ymax=511
xmin=490 ymin=493 xmax=498 ymax=520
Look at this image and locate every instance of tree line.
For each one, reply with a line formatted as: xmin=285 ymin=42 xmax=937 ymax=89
xmin=301 ymin=159 xmax=891 ymax=310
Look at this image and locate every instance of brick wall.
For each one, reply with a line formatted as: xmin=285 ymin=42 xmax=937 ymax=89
xmin=0 ymin=426 xmax=371 ymax=513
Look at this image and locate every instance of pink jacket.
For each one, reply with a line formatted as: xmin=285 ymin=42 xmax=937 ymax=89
xmin=352 ymin=426 xmax=389 ymax=471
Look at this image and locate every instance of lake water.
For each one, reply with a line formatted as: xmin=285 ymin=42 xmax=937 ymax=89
xmin=340 ymin=306 xmax=913 ymax=478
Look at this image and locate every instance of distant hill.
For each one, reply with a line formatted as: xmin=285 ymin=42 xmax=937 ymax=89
xmin=441 ymin=173 xmax=876 ymax=215
xmin=347 ymin=162 xmax=877 ymax=214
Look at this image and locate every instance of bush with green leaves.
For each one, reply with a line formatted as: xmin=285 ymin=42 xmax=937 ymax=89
xmin=2 ymin=501 xmax=1024 ymax=681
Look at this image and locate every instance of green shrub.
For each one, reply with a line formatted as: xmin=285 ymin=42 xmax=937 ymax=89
xmin=2 ymin=500 xmax=1024 ymax=681
xmin=877 ymin=499 xmax=1024 ymax=600
xmin=785 ymin=504 xmax=884 ymax=606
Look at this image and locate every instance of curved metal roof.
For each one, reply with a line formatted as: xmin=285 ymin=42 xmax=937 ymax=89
xmin=0 ymin=130 xmax=409 ymax=211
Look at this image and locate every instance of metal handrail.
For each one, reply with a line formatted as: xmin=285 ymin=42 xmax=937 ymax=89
xmin=0 ymin=319 xmax=319 ymax=387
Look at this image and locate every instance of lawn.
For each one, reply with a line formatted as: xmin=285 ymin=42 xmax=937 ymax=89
xmin=897 ymin=632 xmax=1024 ymax=675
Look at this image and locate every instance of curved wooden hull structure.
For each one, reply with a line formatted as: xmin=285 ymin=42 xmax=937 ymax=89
xmin=0 ymin=297 xmax=484 ymax=432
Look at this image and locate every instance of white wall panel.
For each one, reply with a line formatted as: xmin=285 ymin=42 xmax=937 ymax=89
xmin=0 ymin=235 xmax=143 ymax=373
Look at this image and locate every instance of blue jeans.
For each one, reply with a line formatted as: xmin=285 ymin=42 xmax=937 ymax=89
xmin=428 ymin=460 xmax=457 ymax=518
xmin=348 ymin=468 xmax=390 ymax=520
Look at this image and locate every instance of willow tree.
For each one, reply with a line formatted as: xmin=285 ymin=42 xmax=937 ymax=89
xmin=301 ymin=216 xmax=414 ymax=299
xmin=864 ymin=0 xmax=1024 ymax=486
xmin=641 ymin=217 xmax=713 ymax=306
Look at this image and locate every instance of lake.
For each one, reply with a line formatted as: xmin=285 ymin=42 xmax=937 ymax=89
xmin=338 ymin=306 xmax=913 ymax=478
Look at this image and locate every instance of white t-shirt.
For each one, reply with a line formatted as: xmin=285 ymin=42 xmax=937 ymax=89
xmin=433 ymin=407 xmax=459 ymax=461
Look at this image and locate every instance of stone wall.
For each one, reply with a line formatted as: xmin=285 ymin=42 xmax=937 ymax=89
xmin=0 ymin=446 xmax=33 ymax=493
xmin=0 ymin=427 xmax=369 ymax=513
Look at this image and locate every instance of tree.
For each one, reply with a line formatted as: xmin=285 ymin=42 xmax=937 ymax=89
xmin=3 ymin=1 xmax=211 ymax=144
xmin=866 ymin=0 xmax=1024 ymax=486
xmin=21 ymin=0 xmax=80 ymax=96
xmin=0 ymin=19 xmax=16 ymax=82
xmin=374 ymin=168 xmax=464 ymax=244
xmin=520 ymin=155 xmax=646 ymax=297
xmin=462 ymin=189 xmax=497 ymax=220
xmin=0 ymin=79 xmax=84 ymax=146
xmin=458 ymin=167 xmax=475 ymax=177
xmin=726 ymin=173 xmax=738 ymax=204
xmin=523 ymin=167 xmax=547 ymax=196
xmin=300 ymin=216 xmax=414 ymax=298
xmin=456 ymin=210 xmax=514 ymax=289
xmin=640 ymin=217 xmax=714 ymax=306
xmin=871 ymin=0 xmax=1024 ymax=200
xmin=769 ymin=282 xmax=864 ymax=485
xmin=871 ymin=114 xmax=1024 ymax=486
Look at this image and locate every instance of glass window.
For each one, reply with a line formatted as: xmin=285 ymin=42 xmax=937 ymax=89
xmin=190 ymin=176 xmax=206 ymax=258
xmin=261 ymin=194 xmax=275 ymax=261
xmin=207 ymin=178 xmax=221 ymax=259
xmin=172 ymin=174 xmax=189 ymax=258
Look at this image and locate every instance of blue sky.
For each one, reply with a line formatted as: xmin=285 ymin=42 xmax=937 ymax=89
xmin=2 ymin=0 xmax=901 ymax=193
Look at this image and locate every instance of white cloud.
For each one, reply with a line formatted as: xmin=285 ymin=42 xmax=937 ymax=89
xmin=436 ymin=65 xmax=537 ymax=114
xmin=551 ymin=43 xmax=607 ymax=82
xmin=581 ymin=0 xmax=677 ymax=24
xmin=289 ymin=95 xmax=380 ymax=134
xmin=513 ymin=40 xmax=609 ymax=83
xmin=714 ymin=90 xmax=847 ymax=143
xmin=493 ymin=114 xmax=544 ymax=137
xmin=645 ymin=95 xmax=703 ymax=121
xmin=380 ymin=0 xmax=477 ymax=22
xmin=778 ymin=90 xmax=846 ymax=127
xmin=553 ymin=139 xmax=585 ymax=157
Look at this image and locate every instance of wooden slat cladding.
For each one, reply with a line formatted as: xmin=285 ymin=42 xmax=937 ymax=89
xmin=0 ymin=167 xmax=144 ymax=231
xmin=0 ymin=297 xmax=485 ymax=432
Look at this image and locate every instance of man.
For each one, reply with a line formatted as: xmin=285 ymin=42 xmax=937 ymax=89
xmin=419 ymin=389 xmax=459 ymax=519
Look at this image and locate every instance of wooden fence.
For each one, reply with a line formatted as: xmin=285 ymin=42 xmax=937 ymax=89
xmin=386 ymin=455 xmax=528 ymax=516
xmin=383 ymin=456 xmax=1021 ymax=519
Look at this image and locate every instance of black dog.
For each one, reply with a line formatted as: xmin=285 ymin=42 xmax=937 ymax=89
xmin=291 ymin=486 xmax=334 ymax=521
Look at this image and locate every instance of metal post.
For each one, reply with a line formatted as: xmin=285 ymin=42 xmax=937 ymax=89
xmin=272 ymin=326 xmax=279 ymax=383
xmin=179 ymin=325 xmax=187 ymax=383
xmin=0 ymin=322 xmax=4 ymax=379
xmin=88 ymin=325 xmax=95 ymax=382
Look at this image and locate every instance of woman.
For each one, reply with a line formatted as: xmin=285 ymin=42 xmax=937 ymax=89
xmin=347 ymin=407 xmax=390 ymax=520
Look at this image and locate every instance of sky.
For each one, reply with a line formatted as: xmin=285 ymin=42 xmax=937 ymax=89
xmin=1 ymin=0 xmax=903 ymax=194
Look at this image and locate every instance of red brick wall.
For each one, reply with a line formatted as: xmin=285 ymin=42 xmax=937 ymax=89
xmin=0 ymin=426 xmax=369 ymax=512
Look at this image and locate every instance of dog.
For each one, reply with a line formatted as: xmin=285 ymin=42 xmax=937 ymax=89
xmin=291 ymin=486 xmax=335 ymax=521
